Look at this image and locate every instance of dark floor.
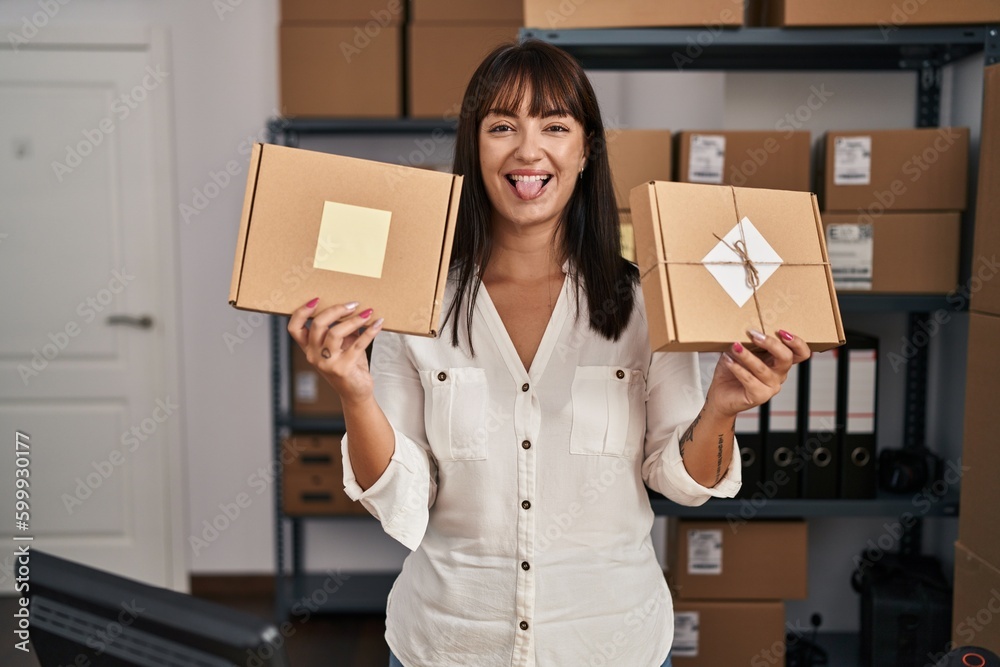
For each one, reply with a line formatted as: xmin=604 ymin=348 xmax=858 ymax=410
xmin=1 ymin=592 xmax=391 ymax=667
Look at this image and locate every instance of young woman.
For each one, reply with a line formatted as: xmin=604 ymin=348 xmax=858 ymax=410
xmin=287 ymin=39 xmax=810 ymax=667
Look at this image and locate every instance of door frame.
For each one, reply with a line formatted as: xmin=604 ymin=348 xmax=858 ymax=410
xmin=1 ymin=24 xmax=189 ymax=592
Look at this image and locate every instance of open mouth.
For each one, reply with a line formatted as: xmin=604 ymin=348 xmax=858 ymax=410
xmin=505 ymin=173 xmax=553 ymax=201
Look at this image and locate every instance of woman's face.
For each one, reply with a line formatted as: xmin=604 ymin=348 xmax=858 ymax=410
xmin=478 ymin=90 xmax=587 ymax=230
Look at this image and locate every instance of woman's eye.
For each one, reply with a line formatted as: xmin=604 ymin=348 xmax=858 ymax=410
xmin=547 ymin=125 xmax=569 ymax=132
xmin=489 ymin=123 xmax=514 ymax=133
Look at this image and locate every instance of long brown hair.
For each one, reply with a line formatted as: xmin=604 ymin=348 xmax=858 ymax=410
xmin=443 ymin=38 xmax=639 ymax=356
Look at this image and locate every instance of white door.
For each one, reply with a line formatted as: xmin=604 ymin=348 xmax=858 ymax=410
xmin=0 ymin=28 xmax=186 ymax=590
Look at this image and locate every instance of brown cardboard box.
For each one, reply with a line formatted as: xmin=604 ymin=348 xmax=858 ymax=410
xmin=822 ymin=212 xmax=960 ymax=294
xmin=972 ymin=64 xmax=1000 ymax=317
xmin=756 ymin=0 xmax=1000 ymax=26
xmin=667 ymin=519 xmax=808 ymax=600
xmin=290 ymin=343 xmax=344 ymax=418
xmin=281 ymin=0 xmax=404 ymax=23
xmin=629 ymin=181 xmax=846 ymax=352
xmin=819 ymin=128 xmax=969 ymax=212
xmin=281 ymin=434 xmax=370 ymax=516
xmin=412 ymin=0 xmax=523 ymax=23
xmin=676 ymin=130 xmax=811 ymax=192
xmin=953 ymin=541 xmax=1000 ymax=652
xmin=620 ymin=211 xmax=636 ymax=263
xmin=524 ymin=0 xmax=745 ymax=29
xmin=608 ymin=130 xmax=672 ymax=212
xmin=958 ymin=312 xmax=1000 ymax=566
xmin=671 ymin=599 xmax=786 ymax=666
xmin=229 ymin=143 xmax=462 ymax=337
xmin=407 ymin=24 xmax=521 ymax=119
xmin=279 ymin=25 xmax=401 ymax=117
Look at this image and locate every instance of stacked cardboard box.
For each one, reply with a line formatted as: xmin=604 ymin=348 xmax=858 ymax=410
xmin=282 ymin=433 xmax=370 ymax=515
xmin=752 ymin=0 xmax=1000 ymax=27
xmin=524 ymin=0 xmax=746 ymax=29
xmin=675 ymin=130 xmax=811 ymax=192
xmin=953 ymin=63 xmax=1000 ymax=654
xmin=279 ymin=0 xmax=404 ymax=117
xmin=818 ymin=128 xmax=969 ymax=294
xmin=666 ymin=519 xmax=808 ymax=665
xmin=607 ymin=130 xmax=672 ymax=264
xmin=408 ymin=0 xmax=522 ymax=119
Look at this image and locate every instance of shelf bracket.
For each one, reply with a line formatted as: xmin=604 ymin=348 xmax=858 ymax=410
xmin=916 ymin=66 xmax=942 ymax=127
xmin=987 ymin=26 xmax=1000 ymax=67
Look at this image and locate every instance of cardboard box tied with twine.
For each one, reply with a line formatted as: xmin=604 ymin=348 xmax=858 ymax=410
xmin=629 ymin=181 xmax=845 ymax=352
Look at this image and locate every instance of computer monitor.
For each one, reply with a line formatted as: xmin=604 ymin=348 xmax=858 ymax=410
xmin=28 ymin=549 xmax=291 ymax=667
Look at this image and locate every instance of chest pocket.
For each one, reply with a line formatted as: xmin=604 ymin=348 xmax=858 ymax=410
xmin=419 ymin=367 xmax=490 ymax=461
xmin=570 ymin=365 xmax=646 ymax=458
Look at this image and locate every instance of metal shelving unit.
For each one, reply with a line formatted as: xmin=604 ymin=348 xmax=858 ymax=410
xmin=267 ymin=26 xmax=994 ymax=638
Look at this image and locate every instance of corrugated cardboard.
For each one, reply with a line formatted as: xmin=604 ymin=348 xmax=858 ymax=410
xmin=819 ymin=128 xmax=969 ymax=212
xmin=671 ymin=599 xmax=785 ymax=666
xmin=408 ymin=24 xmax=521 ymax=118
xmin=279 ymin=25 xmax=402 ymax=117
xmin=282 ymin=434 xmax=369 ymax=516
xmin=412 ymin=0 xmax=523 ymax=23
xmin=676 ymin=130 xmax=811 ymax=192
xmin=756 ymin=0 xmax=1000 ymax=26
xmin=229 ymin=143 xmax=462 ymax=337
xmin=666 ymin=519 xmax=808 ymax=600
xmin=281 ymin=0 xmax=404 ymax=23
xmin=629 ymin=181 xmax=846 ymax=352
xmin=524 ymin=0 xmax=745 ymax=28
xmin=620 ymin=211 xmax=636 ymax=263
xmin=608 ymin=130 xmax=672 ymax=212
xmin=958 ymin=311 xmax=1000 ymax=566
xmin=953 ymin=541 xmax=1000 ymax=652
xmin=291 ymin=343 xmax=344 ymax=417
xmin=972 ymin=64 xmax=1000 ymax=317
xmin=822 ymin=211 xmax=960 ymax=294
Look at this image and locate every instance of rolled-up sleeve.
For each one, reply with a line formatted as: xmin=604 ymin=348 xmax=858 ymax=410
xmin=640 ymin=350 xmax=742 ymax=506
xmin=341 ymin=330 xmax=438 ymax=551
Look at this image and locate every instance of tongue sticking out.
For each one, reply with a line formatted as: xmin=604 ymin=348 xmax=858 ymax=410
xmin=514 ymin=178 xmax=545 ymax=200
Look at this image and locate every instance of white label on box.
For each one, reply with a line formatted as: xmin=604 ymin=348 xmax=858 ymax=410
xmin=826 ymin=223 xmax=874 ymax=291
xmin=295 ymin=371 xmax=318 ymax=403
xmin=702 ymin=216 xmax=784 ymax=308
xmin=768 ymin=364 xmax=799 ymax=432
xmin=688 ymin=134 xmax=726 ymax=184
xmin=314 ymin=200 xmax=392 ymax=279
xmin=687 ymin=529 xmax=722 ymax=575
xmin=848 ymin=349 xmax=877 ymax=434
xmin=808 ymin=349 xmax=838 ymax=432
xmin=672 ymin=612 xmax=700 ymax=658
xmin=833 ymin=136 xmax=872 ymax=186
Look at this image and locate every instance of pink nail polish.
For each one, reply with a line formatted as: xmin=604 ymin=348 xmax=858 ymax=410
xmin=306 ymin=297 xmax=319 ymax=308
xmin=778 ymin=330 xmax=794 ymax=342
xmin=359 ymin=308 xmax=373 ymax=319
xmin=732 ymin=342 xmax=744 ymax=354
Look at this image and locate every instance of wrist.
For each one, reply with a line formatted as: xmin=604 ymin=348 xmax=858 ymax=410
xmin=704 ymin=391 xmax=738 ymax=423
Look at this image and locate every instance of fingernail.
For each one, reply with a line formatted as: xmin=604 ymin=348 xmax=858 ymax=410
xmin=732 ymin=342 xmax=744 ymax=354
xmin=747 ymin=329 xmax=766 ymax=342
xmin=344 ymin=301 xmax=359 ymax=310
xmin=722 ymin=352 xmax=735 ymax=363
xmin=359 ymin=308 xmax=373 ymax=319
xmin=306 ymin=297 xmax=319 ymax=308
xmin=372 ymin=317 xmax=384 ymax=329
xmin=778 ymin=330 xmax=794 ymax=342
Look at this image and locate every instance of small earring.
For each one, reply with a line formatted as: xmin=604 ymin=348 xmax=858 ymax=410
xmin=578 ymin=169 xmax=584 ymax=180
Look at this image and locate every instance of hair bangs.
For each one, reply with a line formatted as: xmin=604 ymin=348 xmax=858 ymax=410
xmin=476 ymin=49 xmax=586 ymax=126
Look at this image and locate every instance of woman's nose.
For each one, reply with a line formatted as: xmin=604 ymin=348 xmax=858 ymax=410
xmin=513 ymin=131 xmax=543 ymax=162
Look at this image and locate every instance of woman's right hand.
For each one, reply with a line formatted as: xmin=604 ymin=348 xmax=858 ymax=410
xmin=286 ymin=297 xmax=384 ymax=407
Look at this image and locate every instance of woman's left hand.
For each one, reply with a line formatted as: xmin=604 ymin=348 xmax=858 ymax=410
xmin=705 ymin=328 xmax=812 ymax=419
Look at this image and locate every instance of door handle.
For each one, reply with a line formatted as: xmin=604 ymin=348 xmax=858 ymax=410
xmin=105 ymin=314 xmax=154 ymax=329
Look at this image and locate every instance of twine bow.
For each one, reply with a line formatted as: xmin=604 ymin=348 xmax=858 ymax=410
xmin=712 ymin=233 xmax=760 ymax=290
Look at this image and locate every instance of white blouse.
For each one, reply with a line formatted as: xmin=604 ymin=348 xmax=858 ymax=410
xmin=341 ymin=257 xmax=742 ymax=667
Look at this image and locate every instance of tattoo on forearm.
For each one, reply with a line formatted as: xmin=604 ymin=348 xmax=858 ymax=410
xmin=679 ymin=408 xmax=703 ymax=457
xmin=714 ymin=433 xmax=725 ymax=484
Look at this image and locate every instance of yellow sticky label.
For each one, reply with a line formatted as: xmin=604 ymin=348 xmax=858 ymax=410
xmin=313 ymin=201 xmax=392 ymax=279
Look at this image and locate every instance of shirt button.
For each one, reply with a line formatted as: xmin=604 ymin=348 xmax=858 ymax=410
xmin=521 ymin=382 xmax=529 ymax=392
xmin=521 ymin=500 xmax=531 ymax=509
xmin=521 ymin=440 xmax=531 ymax=449
xmin=520 ymin=621 xmax=529 ymax=631
xmin=521 ymin=561 xmax=530 ymax=570
xmin=616 ymin=369 xmax=625 ymax=379
xmin=437 ymin=371 xmax=447 ymax=381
